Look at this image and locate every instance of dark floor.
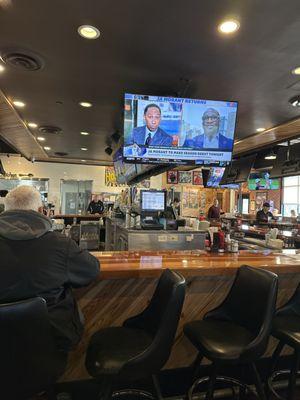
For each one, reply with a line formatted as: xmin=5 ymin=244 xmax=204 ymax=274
xmin=51 ymin=355 xmax=300 ymax=399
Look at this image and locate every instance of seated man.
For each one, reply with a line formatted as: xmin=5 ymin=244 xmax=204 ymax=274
xmin=183 ymin=108 xmax=233 ymax=150
xmin=0 ymin=186 xmax=100 ymax=353
xmin=127 ymin=103 xmax=173 ymax=147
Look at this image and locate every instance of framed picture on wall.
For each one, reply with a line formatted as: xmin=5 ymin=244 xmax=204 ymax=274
xmin=167 ymin=170 xmax=178 ymax=184
xmin=192 ymin=171 xmax=203 ymax=185
xmin=255 ymin=192 xmax=267 ymax=210
xmin=178 ymin=171 xmax=192 ymax=184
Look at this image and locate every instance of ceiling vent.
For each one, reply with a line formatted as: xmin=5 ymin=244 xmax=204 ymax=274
xmin=1 ymin=50 xmax=44 ymax=71
xmin=54 ymin=152 xmax=68 ymax=157
xmin=38 ymin=126 xmax=62 ymax=135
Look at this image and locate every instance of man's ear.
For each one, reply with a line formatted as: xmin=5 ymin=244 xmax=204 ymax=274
xmin=38 ymin=206 xmax=43 ymax=214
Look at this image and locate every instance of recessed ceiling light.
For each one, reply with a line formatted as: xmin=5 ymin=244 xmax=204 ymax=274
xmin=0 ymin=64 xmax=5 ymax=73
xmin=218 ymin=19 xmax=240 ymax=34
xmin=256 ymin=128 xmax=265 ymax=132
xmin=79 ymin=101 xmax=92 ymax=108
xmin=43 ymin=146 xmax=51 ymax=151
xmin=81 ymin=147 xmax=88 ymax=151
xmin=37 ymin=136 xmax=45 ymax=141
xmin=78 ymin=25 xmax=100 ymax=39
xmin=13 ymin=100 xmax=25 ymax=107
xmin=292 ymin=67 xmax=300 ymax=75
xmin=28 ymin=122 xmax=38 ymax=128
xmin=80 ymin=131 xmax=90 ymax=136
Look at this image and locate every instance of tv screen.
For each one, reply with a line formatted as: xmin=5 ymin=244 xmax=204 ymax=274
xmin=248 ymin=171 xmax=280 ymax=190
xmin=269 ymin=147 xmax=300 ymax=178
xmin=220 ymin=154 xmax=256 ymax=185
xmin=202 ymin=167 xmax=240 ymax=189
xmin=140 ymin=190 xmax=166 ymax=212
xmin=0 ymin=161 xmax=5 ymax=175
xmin=123 ymin=93 xmax=238 ymax=165
xmin=113 ymin=148 xmax=137 ymax=184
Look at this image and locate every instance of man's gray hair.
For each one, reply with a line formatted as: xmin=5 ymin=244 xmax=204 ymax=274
xmin=5 ymin=185 xmax=42 ymax=211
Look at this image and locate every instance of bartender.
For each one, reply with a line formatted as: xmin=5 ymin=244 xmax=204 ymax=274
xmin=208 ymin=199 xmax=220 ymax=219
xmin=256 ymin=202 xmax=273 ymax=223
xmin=87 ymin=196 xmax=104 ymax=214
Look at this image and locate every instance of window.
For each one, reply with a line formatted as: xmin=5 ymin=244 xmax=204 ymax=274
xmin=282 ymin=176 xmax=300 ymax=216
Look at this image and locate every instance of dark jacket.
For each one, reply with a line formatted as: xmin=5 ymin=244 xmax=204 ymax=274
xmin=0 ymin=210 xmax=100 ymax=351
xmin=129 ymin=126 xmax=173 ymax=147
xmin=208 ymin=205 xmax=220 ymax=219
xmin=87 ymin=200 xmax=104 ymax=214
xmin=256 ymin=209 xmax=273 ymax=223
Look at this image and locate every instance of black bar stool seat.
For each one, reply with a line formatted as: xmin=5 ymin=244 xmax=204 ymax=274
xmin=268 ymin=282 xmax=300 ymax=400
xmin=85 ymin=269 xmax=186 ymax=399
xmin=184 ymin=319 xmax=255 ymax=363
xmin=86 ymin=326 xmax=153 ymax=377
xmin=184 ymin=265 xmax=278 ymax=400
xmin=272 ymin=315 xmax=300 ymax=348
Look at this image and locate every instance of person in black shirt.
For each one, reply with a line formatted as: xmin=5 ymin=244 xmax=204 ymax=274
xmin=87 ymin=196 xmax=104 ymax=214
xmin=256 ymin=202 xmax=273 ymax=223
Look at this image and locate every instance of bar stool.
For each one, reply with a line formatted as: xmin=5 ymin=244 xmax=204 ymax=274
xmin=184 ymin=265 xmax=278 ymax=400
xmin=268 ymin=282 xmax=300 ymax=400
xmin=0 ymin=297 xmax=67 ymax=400
xmin=85 ymin=269 xmax=186 ymax=399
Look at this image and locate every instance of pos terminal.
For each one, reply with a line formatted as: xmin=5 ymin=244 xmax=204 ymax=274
xmin=140 ymin=190 xmax=166 ymax=230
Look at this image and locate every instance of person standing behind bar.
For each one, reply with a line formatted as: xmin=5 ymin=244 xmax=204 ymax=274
xmin=0 ymin=186 xmax=100 ymax=353
xmin=87 ymin=195 xmax=104 ymax=214
xmin=208 ymin=199 xmax=221 ymax=219
xmin=256 ymin=202 xmax=273 ymax=223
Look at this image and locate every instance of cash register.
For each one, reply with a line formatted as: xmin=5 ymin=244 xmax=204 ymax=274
xmin=140 ymin=190 xmax=165 ymax=230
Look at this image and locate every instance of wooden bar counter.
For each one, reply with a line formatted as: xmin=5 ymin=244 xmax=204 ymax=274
xmin=62 ymin=249 xmax=300 ymax=381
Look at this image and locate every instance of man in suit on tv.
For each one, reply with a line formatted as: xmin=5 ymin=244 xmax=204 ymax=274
xmin=183 ymin=108 xmax=233 ymax=150
xmin=128 ymin=104 xmax=173 ymax=147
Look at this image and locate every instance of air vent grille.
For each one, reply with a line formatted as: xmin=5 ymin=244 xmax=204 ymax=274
xmin=38 ymin=126 xmax=62 ymax=135
xmin=1 ymin=52 xmax=43 ymax=71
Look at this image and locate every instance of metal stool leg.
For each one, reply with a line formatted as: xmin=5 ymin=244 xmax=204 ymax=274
xmin=287 ymin=349 xmax=300 ymax=400
xmin=205 ymin=363 xmax=217 ymax=400
xmin=250 ymin=363 xmax=266 ymax=400
xmin=191 ymin=353 xmax=204 ymax=380
xmin=152 ymin=375 xmax=163 ymax=400
xmin=98 ymin=376 xmax=114 ymax=400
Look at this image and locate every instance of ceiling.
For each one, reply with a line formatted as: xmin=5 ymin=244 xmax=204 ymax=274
xmin=0 ymin=0 xmax=300 ymax=164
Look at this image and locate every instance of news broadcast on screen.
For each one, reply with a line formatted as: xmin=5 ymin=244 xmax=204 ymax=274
xmin=123 ymin=93 xmax=238 ymax=165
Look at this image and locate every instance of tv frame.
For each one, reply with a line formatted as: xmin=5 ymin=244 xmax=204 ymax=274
xmin=220 ymin=154 xmax=256 ymax=185
xmin=123 ymin=93 xmax=238 ymax=166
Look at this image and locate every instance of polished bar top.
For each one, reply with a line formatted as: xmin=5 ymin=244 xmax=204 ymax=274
xmin=91 ymin=249 xmax=300 ymax=279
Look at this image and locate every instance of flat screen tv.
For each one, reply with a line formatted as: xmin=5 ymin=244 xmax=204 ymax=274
xmin=0 ymin=160 xmax=5 ymax=175
xmin=269 ymin=147 xmax=300 ymax=178
xmin=113 ymin=148 xmax=137 ymax=184
xmin=248 ymin=171 xmax=280 ymax=190
xmin=123 ymin=93 xmax=238 ymax=165
xmin=220 ymin=154 xmax=256 ymax=185
xmin=202 ymin=167 xmax=240 ymax=189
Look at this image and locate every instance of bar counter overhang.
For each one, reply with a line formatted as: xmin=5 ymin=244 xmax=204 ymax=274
xmin=62 ymin=249 xmax=300 ymax=381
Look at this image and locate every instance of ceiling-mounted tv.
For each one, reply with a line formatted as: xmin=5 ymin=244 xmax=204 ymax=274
xmin=220 ymin=154 xmax=256 ymax=185
xmin=248 ymin=171 xmax=280 ymax=190
xmin=123 ymin=93 xmax=238 ymax=166
xmin=202 ymin=167 xmax=240 ymax=189
xmin=269 ymin=147 xmax=300 ymax=178
xmin=0 ymin=160 xmax=5 ymax=175
xmin=113 ymin=148 xmax=137 ymax=184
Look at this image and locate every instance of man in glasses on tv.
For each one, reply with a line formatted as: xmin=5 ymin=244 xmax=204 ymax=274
xmin=183 ymin=108 xmax=233 ymax=150
xmin=128 ymin=104 xmax=173 ymax=147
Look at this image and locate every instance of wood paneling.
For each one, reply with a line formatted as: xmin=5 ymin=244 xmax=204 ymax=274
xmin=234 ymin=117 xmax=300 ymax=155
